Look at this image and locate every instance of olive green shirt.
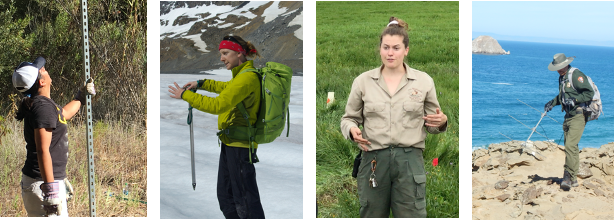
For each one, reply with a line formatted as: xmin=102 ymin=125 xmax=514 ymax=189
xmin=550 ymin=67 xmax=594 ymax=116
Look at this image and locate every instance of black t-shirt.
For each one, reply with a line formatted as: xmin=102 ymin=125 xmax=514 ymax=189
xmin=22 ymin=96 xmax=68 ymax=180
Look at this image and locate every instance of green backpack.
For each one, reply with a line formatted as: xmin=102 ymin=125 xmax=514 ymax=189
xmin=217 ymin=62 xmax=292 ymax=162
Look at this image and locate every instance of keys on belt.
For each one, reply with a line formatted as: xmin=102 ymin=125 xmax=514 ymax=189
xmin=369 ymin=156 xmax=378 ymax=188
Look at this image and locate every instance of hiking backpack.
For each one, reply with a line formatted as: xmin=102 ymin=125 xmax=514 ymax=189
xmin=567 ymin=67 xmax=603 ymax=121
xmin=218 ymin=62 xmax=293 ymax=156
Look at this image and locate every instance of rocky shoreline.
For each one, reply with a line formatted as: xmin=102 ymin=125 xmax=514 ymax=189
xmin=472 ymin=141 xmax=614 ymax=219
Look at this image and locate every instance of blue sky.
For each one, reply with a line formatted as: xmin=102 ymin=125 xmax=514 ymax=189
xmin=473 ymin=1 xmax=614 ymax=46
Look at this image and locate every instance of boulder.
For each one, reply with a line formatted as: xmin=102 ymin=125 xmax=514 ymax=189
xmin=472 ymin=35 xmax=510 ymax=55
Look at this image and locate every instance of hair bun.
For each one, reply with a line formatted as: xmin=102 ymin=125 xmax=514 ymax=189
xmin=387 ymin=16 xmax=409 ymax=31
xmin=380 ymin=16 xmax=410 ymax=47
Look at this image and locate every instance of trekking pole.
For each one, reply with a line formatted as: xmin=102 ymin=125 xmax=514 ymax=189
xmin=186 ymin=87 xmax=196 ymax=190
xmin=80 ymin=0 xmax=96 ymax=216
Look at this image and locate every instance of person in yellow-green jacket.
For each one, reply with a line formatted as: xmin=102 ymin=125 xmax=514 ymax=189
xmin=168 ymin=35 xmax=265 ymax=219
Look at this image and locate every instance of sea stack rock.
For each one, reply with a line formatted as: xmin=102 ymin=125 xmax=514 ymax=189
xmin=472 ymin=35 xmax=510 ymax=55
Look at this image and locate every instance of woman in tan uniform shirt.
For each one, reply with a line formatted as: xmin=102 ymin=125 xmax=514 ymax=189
xmin=340 ymin=17 xmax=448 ymax=218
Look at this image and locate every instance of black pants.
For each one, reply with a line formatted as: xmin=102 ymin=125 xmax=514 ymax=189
xmin=217 ymin=143 xmax=265 ymax=219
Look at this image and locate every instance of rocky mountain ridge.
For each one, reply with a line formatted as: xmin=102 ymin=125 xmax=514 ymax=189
xmin=160 ymin=1 xmax=303 ymax=75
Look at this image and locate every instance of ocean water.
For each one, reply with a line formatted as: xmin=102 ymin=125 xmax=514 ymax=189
xmin=472 ymin=41 xmax=614 ymax=150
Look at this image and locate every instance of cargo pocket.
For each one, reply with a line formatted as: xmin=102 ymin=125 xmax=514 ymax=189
xmin=359 ymin=198 xmax=369 ymax=217
xmin=413 ymin=174 xmax=426 ymax=199
xmin=414 ymin=174 xmax=426 ymax=215
xmin=414 ymin=199 xmax=427 ymax=217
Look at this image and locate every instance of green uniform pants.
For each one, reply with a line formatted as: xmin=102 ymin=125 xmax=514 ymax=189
xmin=357 ymin=146 xmax=426 ymax=218
xmin=563 ymin=108 xmax=586 ymax=182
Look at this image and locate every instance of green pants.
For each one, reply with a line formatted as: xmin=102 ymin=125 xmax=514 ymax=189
xmin=562 ymin=109 xmax=586 ymax=182
xmin=357 ymin=146 xmax=426 ymax=218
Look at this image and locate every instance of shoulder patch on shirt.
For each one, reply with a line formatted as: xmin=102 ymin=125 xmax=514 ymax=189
xmin=578 ymin=76 xmax=584 ymax=83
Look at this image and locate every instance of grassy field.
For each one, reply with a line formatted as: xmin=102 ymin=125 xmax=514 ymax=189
xmin=316 ymin=1 xmax=459 ymax=218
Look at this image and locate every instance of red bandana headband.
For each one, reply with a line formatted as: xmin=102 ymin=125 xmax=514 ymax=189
xmin=219 ymin=40 xmax=257 ymax=55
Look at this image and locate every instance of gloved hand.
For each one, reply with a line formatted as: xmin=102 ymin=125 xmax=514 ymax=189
xmin=64 ymin=178 xmax=74 ymax=202
xmin=182 ymin=79 xmax=206 ymax=91
xmin=182 ymin=81 xmax=198 ymax=91
xmin=544 ymin=100 xmax=554 ymax=112
xmin=74 ymin=78 xmax=96 ymax=104
xmin=40 ymin=182 xmax=62 ymax=217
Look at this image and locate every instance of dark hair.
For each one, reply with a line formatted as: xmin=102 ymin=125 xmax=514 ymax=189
xmin=223 ymin=35 xmax=262 ymax=58
xmin=15 ymin=73 xmax=42 ymax=121
xmin=380 ymin=17 xmax=410 ymax=47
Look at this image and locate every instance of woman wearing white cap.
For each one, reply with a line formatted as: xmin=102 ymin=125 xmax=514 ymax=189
xmin=13 ymin=57 xmax=95 ymax=217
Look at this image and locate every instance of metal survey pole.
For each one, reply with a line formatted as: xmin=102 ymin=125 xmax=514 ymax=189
xmin=81 ymin=0 xmax=96 ymax=216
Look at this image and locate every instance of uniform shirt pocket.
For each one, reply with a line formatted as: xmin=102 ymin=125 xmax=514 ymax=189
xmin=403 ymin=101 xmax=424 ymax=128
xmin=364 ymin=102 xmax=387 ymax=129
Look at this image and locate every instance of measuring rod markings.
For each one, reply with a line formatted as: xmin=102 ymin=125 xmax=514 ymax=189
xmin=81 ymin=0 xmax=96 ymax=216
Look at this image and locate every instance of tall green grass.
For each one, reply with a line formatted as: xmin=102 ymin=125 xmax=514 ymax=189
xmin=316 ymin=2 xmax=459 ymax=218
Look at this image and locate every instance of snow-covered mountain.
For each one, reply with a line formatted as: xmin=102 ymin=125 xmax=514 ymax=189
xmin=160 ymin=1 xmax=303 ymax=75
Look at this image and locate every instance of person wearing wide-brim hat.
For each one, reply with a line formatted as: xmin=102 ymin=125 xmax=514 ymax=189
xmin=12 ymin=56 xmax=96 ymax=216
xmin=543 ymin=53 xmax=594 ymax=191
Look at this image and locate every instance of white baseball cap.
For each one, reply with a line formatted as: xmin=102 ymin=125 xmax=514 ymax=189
xmin=13 ymin=57 xmax=46 ymax=94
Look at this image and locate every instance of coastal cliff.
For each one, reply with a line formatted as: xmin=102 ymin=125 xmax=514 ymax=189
xmin=472 ymin=35 xmax=510 ymax=55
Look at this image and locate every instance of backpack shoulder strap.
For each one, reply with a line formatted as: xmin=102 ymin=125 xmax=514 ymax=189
xmin=236 ymin=101 xmax=251 ymax=123
xmin=567 ymin=67 xmax=579 ymax=91
xmin=235 ymin=67 xmax=259 ymax=121
xmin=238 ymin=68 xmax=258 ymax=76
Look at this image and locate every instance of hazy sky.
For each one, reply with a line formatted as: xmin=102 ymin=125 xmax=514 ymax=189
xmin=473 ymin=1 xmax=614 ymax=45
